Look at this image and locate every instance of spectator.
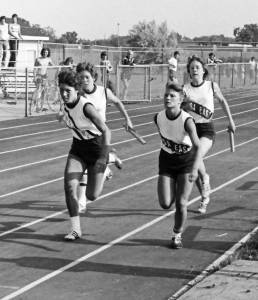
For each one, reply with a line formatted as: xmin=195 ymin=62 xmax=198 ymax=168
xmin=121 ymin=50 xmax=135 ymax=100
xmin=168 ymin=50 xmax=180 ymax=83
xmin=8 ymin=14 xmax=23 ymax=67
xmin=99 ymin=51 xmax=115 ymax=94
xmin=207 ymin=52 xmax=223 ymax=64
xmin=249 ymin=56 xmax=256 ymax=84
xmin=0 ymin=16 xmax=9 ymax=67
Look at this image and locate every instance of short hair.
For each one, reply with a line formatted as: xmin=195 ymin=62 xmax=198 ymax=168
xmin=40 ymin=47 xmax=51 ymax=57
xmin=0 ymin=16 xmax=6 ymax=21
xmin=209 ymin=52 xmax=214 ymax=57
xmin=58 ymin=70 xmax=79 ymax=88
xmin=174 ymin=51 xmax=180 ymax=56
xmin=100 ymin=51 xmax=107 ymax=58
xmin=76 ymin=62 xmax=98 ymax=81
xmin=63 ymin=57 xmax=73 ymax=65
xmin=166 ymin=82 xmax=183 ymax=93
xmin=12 ymin=14 xmax=18 ymax=19
xmin=186 ymin=56 xmax=209 ymax=79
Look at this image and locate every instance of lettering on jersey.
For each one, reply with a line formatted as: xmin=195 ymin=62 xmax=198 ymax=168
xmin=189 ymin=102 xmax=213 ymax=119
xmin=160 ymin=133 xmax=191 ymax=154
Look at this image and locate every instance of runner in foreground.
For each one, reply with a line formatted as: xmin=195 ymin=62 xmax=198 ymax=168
xmin=58 ymin=69 xmax=112 ymax=241
xmin=155 ymin=82 xmax=202 ymax=249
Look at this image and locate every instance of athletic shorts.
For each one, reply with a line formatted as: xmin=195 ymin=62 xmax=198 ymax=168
xmin=195 ymin=122 xmax=216 ymax=141
xmin=158 ymin=148 xmax=195 ymax=179
xmin=69 ymin=136 xmax=109 ymax=167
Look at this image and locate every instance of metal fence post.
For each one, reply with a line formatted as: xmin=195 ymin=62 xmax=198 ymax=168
xmin=116 ymin=64 xmax=120 ymax=97
xmin=148 ymin=65 xmax=151 ymax=101
xmin=25 ymin=67 xmax=28 ymax=117
xmin=231 ymin=64 xmax=234 ymax=88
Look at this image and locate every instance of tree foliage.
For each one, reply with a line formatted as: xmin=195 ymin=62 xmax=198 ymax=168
xmin=57 ymin=31 xmax=79 ymax=44
xmin=233 ymin=24 xmax=258 ymax=43
xmin=128 ymin=20 xmax=177 ymax=48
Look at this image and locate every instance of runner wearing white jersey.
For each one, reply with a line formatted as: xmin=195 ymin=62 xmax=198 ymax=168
xmin=75 ymin=62 xmax=134 ymax=214
xmin=183 ymin=56 xmax=235 ymax=213
xmin=58 ymin=69 xmax=112 ymax=241
xmin=155 ymin=82 xmax=201 ymax=249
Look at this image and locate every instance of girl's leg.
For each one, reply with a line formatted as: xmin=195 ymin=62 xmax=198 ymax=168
xmin=172 ymin=173 xmax=194 ymax=248
xmin=86 ymin=164 xmax=106 ymax=201
xmin=157 ymin=175 xmax=176 ymax=210
xmin=196 ymin=137 xmax=213 ymax=213
xmin=64 ymin=154 xmax=85 ymax=240
xmin=121 ymin=78 xmax=129 ymax=100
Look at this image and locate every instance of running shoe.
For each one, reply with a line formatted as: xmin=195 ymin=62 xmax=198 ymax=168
xmin=198 ymin=197 xmax=210 ymax=214
xmin=64 ymin=230 xmax=82 ymax=241
xmin=171 ymin=234 xmax=183 ymax=249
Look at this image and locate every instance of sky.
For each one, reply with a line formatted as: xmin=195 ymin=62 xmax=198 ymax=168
xmin=1 ymin=0 xmax=258 ymax=40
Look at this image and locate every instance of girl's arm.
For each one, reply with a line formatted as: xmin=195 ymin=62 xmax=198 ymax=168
xmin=83 ymin=103 xmax=111 ymax=170
xmin=213 ymin=82 xmax=236 ymax=132
xmin=83 ymin=103 xmax=111 ymax=146
xmin=106 ymin=88 xmax=133 ymax=129
xmin=185 ymin=117 xmax=202 ymax=182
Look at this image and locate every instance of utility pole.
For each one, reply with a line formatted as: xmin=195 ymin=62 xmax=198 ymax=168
xmin=117 ymin=22 xmax=120 ymax=47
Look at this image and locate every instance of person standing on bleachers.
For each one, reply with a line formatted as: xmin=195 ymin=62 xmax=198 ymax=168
xmin=8 ymin=14 xmax=23 ymax=67
xmin=0 ymin=16 xmax=9 ymax=67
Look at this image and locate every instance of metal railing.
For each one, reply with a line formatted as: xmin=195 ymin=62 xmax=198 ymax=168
xmin=0 ymin=63 xmax=257 ymax=118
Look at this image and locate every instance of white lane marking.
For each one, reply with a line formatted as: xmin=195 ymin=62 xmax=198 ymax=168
xmin=0 ymin=104 xmax=163 ymax=131
xmin=1 ymin=101 xmax=258 ymax=156
xmin=0 ymin=118 xmax=257 ymax=173
xmin=0 ymin=135 xmax=257 ymax=236
xmin=0 ymin=96 xmax=257 ymax=141
xmin=2 ymin=166 xmax=258 ymax=300
xmin=0 ymin=89 xmax=256 ymax=131
xmin=216 ymin=233 xmax=228 ymax=237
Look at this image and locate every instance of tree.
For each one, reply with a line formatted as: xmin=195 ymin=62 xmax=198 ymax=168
xmin=128 ymin=20 xmax=177 ymax=48
xmin=31 ymin=24 xmax=57 ymax=41
xmin=234 ymin=24 xmax=258 ymax=43
xmin=58 ymin=31 xmax=79 ymax=44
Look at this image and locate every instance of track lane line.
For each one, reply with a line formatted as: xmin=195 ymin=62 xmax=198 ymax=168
xmin=0 ymin=135 xmax=257 ymax=237
xmin=1 ymin=165 xmax=258 ymax=300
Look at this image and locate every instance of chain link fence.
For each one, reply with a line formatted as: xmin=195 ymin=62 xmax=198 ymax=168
xmin=0 ymin=62 xmax=257 ymax=118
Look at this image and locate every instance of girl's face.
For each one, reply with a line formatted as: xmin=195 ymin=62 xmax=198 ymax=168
xmin=78 ymin=70 xmax=94 ymax=90
xmin=189 ymin=60 xmax=205 ymax=81
xmin=59 ymin=83 xmax=77 ymax=105
xmin=164 ymin=88 xmax=181 ymax=109
xmin=42 ymin=50 xmax=49 ymax=58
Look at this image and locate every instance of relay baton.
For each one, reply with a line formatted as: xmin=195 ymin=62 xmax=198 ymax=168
xmin=123 ymin=125 xmax=146 ymax=145
xmin=228 ymin=130 xmax=235 ymax=152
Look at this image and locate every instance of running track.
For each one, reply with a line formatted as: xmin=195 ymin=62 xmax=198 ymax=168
xmin=0 ymin=88 xmax=258 ymax=300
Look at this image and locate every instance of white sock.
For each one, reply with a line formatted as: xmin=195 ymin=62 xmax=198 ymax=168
xmin=202 ymin=173 xmax=210 ymax=184
xmin=70 ymin=216 xmax=81 ymax=234
xmin=172 ymin=230 xmax=181 ymax=238
xmin=109 ymin=152 xmax=116 ymax=164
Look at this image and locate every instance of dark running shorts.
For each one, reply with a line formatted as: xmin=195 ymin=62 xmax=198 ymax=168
xmin=158 ymin=148 xmax=195 ymax=179
xmin=195 ymin=122 xmax=216 ymax=141
xmin=69 ymin=136 xmax=108 ymax=167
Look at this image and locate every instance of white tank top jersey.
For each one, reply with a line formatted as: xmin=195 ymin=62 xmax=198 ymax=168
xmin=0 ymin=24 xmax=9 ymax=40
xmin=183 ymin=80 xmax=214 ymax=123
xmin=155 ymin=110 xmax=193 ymax=155
xmin=62 ymin=87 xmax=106 ymax=140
